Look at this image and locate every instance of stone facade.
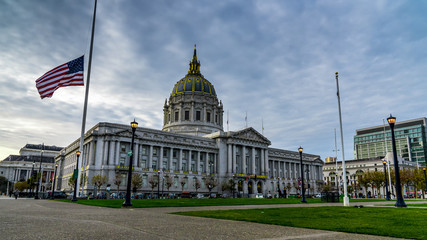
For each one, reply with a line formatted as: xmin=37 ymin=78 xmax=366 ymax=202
xmin=0 ymin=144 xmax=62 ymax=193
xmin=55 ymin=46 xmax=324 ymax=197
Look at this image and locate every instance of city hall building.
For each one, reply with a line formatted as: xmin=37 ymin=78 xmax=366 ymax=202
xmin=55 ymin=47 xmax=324 ymax=197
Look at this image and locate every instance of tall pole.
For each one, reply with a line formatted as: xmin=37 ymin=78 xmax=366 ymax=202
xmin=35 ymin=143 xmax=44 ymax=199
xmin=388 ymin=114 xmax=406 ymax=207
xmin=76 ymin=0 xmax=97 ymax=198
xmin=72 ymin=151 xmax=81 ymax=202
xmin=51 ymin=164 xmax=58 ymax=200
xmin=334 ymin=128 xmax=339 ymax=194
xmin=123 ymin=120 xmax=138 ymax=207
xmin=383 ymin=160 xmax=390 ymax=200
xmin=30 ymin=157 xmax=35 ymax=197
xmin=335 ymin=72 xmax=349 ymax=206
xmin=298 ymin=147 xmax=306 ymax=203
xmin=383 ymin=119 xmax=393 ymax=197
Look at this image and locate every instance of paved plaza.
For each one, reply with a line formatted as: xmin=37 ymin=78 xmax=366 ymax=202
xmin=0 ymin=197 xmax=411 ymax=240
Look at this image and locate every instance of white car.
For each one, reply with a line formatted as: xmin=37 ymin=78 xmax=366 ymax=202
xmin=255 ymin=193 xmax=264 ymax=198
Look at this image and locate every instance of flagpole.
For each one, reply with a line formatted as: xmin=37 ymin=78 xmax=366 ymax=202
xmin=335 ymin=72 xmax=349 ymax=206
xmin=76 ymin=0 xmax=97 ymax=198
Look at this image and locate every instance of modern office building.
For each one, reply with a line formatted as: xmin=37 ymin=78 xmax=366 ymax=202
xmin=55 ymin=46 xmax=324 ymax=197
xmin=354 ymin=118 xmax=427 ymax=167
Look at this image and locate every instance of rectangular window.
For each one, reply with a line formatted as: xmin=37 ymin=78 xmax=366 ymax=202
xmin=120 ymin=157 xmax=125 ymax=167
xmin=185 ymin=111 xmax=190 ymax=120
xmin=196 ymin=111 xmax=201 ymax=121
xmin=153 ymin=148 xmax=158 ymax=156
xmin=142 ymin=147 xmax=147 ymax=155
xmin=173 ymin=150 xmax=177 ymax=158
xmin=163 ymin=149 xmax=168 ymax=157
xmin=163 ymin=161 xmax=167 ymax=170
xmin=141 ymin=160 xmax=146 ymax=168
xmin=121 ymin=144 xmax=126 ymax=153
xmin=207 ymin=112 xmax=211 ymax=122
xmin=175 ymin=111 xmax=179 ymax=121
xmin=215 ymin=114 xmax=218 ymax=123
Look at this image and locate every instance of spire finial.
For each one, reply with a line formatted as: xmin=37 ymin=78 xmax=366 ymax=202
xmin=188 ymin=44 xmax=201 ymax=75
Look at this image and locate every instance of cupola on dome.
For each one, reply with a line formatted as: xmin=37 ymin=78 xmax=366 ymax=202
xmin=170 ymin=45 xmax=216 ymax=97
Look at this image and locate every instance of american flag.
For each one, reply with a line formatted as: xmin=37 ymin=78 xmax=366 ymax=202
xmin=35 ymin=56 xmax=84 ymax=99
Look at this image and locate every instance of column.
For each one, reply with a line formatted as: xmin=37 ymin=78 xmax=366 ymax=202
xmin=251 ymin=147 xmax=256 ymax=175
xmin=242 ymin=146 xmax=246 ymax=174
xmin=260 ymin=149 xmax=265 ymax=175
xmin=188 ymin=150 xmax=192 ymax=172
xmin=205 ymin=152 xmax=208 ymax=173
xmin=133 ymin=143 xmax=139 ymax=167
xmin=179 ymin=149 xmax=183 ymax=173
xmin=264 ymin=150 xmax=269 ymax=176
xmin=159 ymin=146 xmax=164 ymax=170
xmin=232 ymin=145 xmax=237 ymax=173
xmin=227 ymin=144 xmax=232 ymax=173
xmin=115 ymin=141 xmax=120 ymax=166
xmin=169 ymin=147 xmax=174 ymax=171
xmin=196 ymin=151 xmax=201 ymax=174
xmin=103 ymin=140 xmax=109 ymax=165
xmin=108 ymin=141 xmax=114 ymax=166
xmin=89 ymin=141 xmax=96 ymax=166
xmin=148 ymin=145 xmax=153 ymax=171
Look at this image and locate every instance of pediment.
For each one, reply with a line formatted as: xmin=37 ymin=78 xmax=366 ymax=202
xmin=230 ymin=127 xmax=271 ymax=145
xmin=313 ymin=157 xmax=324 ymax=165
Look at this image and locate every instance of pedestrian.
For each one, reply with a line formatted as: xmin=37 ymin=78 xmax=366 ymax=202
xmin=14 ymin=190 xmax=19 ymax=199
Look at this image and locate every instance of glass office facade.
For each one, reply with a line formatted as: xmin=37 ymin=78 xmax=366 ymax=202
xmin=354 ymin=118 xmax=427 ymax=166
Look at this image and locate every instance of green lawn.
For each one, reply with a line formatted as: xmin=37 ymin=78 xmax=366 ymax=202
xmin=176 ymin=206 xmax=427 ymax=239
xmin=57 ymin=197 xmax=385 ymax=208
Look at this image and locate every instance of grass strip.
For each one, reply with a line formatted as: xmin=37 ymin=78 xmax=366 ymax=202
xmin=56 ymin=197 xmax=386 ymax=208
xmin=175 ymin=206 xmax=427 ymax=239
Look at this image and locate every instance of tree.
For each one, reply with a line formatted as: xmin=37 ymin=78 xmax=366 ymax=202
xmin=180 ymin=177 xmax=187 ymax=192
xmin=148 ymin=175 xmax=158 ymax=196
xmin=358 ymin=172 xmax=371 ymax=198
xmin=113 ymin=173 xmax=123 ymax=194
xmin=131 ymin=173 xmax=143 ymax=193
xmin=164 ymin=175 xmax=173 ymax=195
xmin=14 ymin=181 xmax=28 ymax=192
xmin=68 ymin=176 xmax=76 ymax=191
xmin=414 ymin=169 xmax=425 ymax=199
xmin=205 ymin=175 xmax=217 ymax=195
xmin=194 ymin=178 xmax=201 ymax=193
xmin=92 ymin=174 xmax=107 ymax=194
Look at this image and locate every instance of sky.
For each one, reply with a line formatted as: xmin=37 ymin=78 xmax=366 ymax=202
xmin=1 ymin=0 xmax=427 ymax=162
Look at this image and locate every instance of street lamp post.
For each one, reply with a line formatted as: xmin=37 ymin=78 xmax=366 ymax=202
xmin=35 ymin=144 xmax=44 ymax=199
xmin=387 ymin=115 xmax=406 ymax=207
xmin=298 ymin=147 xmax=307 ymax=203
xmin=51 ymin=163 xmax=58 ymax=200
xmin=72 ymin=151 xmax=81 ymax=202
xmin=383 ymin=160 xmax=391 ymax=201
xmin=123 ymin=119 xmax=138 ymax=207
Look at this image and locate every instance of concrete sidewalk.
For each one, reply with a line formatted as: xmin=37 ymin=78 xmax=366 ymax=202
xmin=0 ymin=199 xmax=407 ymax=240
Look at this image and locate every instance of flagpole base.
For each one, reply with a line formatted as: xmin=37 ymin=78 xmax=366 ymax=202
xmin=343 ymin=196 xmax=350 ymax=206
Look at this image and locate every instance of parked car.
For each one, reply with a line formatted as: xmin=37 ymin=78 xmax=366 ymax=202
xmin=181 ymin=192 xmax=192 ymax=198
xmin=255 ymin=193 xmax=264 ymax=198
xmin=195 ymin=193 xmax=204 ymax=199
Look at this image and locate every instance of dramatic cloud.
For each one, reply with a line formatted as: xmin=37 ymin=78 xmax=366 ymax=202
xmin=1 ymin=0 xmax=427 ymax=162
